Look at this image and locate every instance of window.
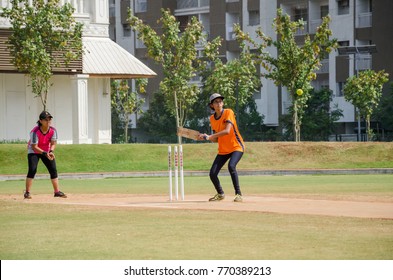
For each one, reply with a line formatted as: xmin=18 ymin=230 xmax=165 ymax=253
xmin=176 ymin=15 xmax=197 ymax=32
xmin=320 ymin=5 xmax=329 ymax=18
xmin=249 ymin=10 xmax=260 ymax=26
xmin=337 ymin=0 xmax=349 ymax=15
xmin=293 ymin=7 xmax=308 ymax=35
xmin=135 ymin=0 xmax=147 ymax=13
xmin=338 ymin=40 xmax=350 ymax=47
xmin=337 ymin=82 xmax=345 ymax=97
xmin=123 ymin=27 xmax=131 ymax=37
xmin=294 ymin=7 xmax=308 ymax=21
xmin=135 ymin=31 xmax=146 ymax=48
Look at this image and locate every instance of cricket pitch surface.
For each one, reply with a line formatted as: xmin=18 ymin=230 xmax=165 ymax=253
xmin=3 ymin=194 xmax=393 ymax=219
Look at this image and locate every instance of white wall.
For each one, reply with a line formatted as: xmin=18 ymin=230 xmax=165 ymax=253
xmin=0 ymin=74 xmax=112 ymax=144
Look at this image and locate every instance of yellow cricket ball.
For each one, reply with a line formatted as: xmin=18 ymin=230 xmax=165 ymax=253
xmin=296 ymin=89 xmax=303 ymax=96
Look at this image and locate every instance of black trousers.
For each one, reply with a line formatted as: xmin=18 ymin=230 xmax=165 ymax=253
xmin=27 ymin=153 xmax=58 ymax=179
xmin=209 ymin=151 xmax=243 ymax=195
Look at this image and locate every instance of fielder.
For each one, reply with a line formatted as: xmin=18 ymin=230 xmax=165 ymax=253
xmin=24 ymin=111 xmax=67 ymax=199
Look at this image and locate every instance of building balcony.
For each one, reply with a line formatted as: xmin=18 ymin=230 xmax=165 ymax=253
xmin=356 ymin=54 xmax=372 ymax=71
xmin=177 ymin=0 xmax=210 ymax=9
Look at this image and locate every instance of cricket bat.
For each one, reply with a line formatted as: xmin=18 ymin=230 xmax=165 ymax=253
xmin=177 ymin=127 xmax=200 ymax=140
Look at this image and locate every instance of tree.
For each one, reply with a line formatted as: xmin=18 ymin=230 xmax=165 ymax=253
xmin=237 ymin=96 xmax=265 ymax=141
xmin=128 ymin=9 xmax=213 ymax=143
xmin=374 ymin=83 xmax=393 ymax=140
xmin=202 ymin=35 xmax=261 ymax=113
xmin=0 ymin=0 xmax=83 ymax=110
xmin=281 ymin=88 xmax=343 ymax=141
xmin=111 ymin=79 xmax=147 ymax=143
xmin=137 ymin=90 xmax=177 ymax=143
xmin=235 ymin=8 xmax=337 ymax=141
xmin=343 ymin=69 xmax=389 ymax=141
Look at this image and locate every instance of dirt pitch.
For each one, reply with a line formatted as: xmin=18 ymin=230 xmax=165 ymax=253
xmin=2 ymin=193 xmax=393 ymax=219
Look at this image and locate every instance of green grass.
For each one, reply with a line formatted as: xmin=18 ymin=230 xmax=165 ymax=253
xmin=1 ymin=175 xmax=392 ymax=260
xmin=1 ymin=201 xmax=391 ymax=260
xmin=1 ymin=175 xmax=392 ymax=199
xmin=1 ymin=142 xmax=393 ymax=260
xmin=1 ymin=142 xmax=393 ymax=174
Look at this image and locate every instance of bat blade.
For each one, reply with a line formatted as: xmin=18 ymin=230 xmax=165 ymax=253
xmin=177 ymin=127 xmax=200 ymax=140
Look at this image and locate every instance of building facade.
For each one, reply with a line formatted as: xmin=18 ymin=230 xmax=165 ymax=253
xmin=113 ymin=0 xmax=392 ymax=140
xmin=0 ymin=0 xmax=155 ymax=143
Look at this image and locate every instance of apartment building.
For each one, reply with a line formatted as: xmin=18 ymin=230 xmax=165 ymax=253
xmin=0 ymin=0 xmax=155 ymax=143
xmin=113 ymin=0 xmax=392 ymax=140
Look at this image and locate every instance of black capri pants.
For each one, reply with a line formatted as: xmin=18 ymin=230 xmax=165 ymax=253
xmin=209 ymin=151 xmax=243 ymax=195
xmin=27 ymin=153 xmax=58 ymax=179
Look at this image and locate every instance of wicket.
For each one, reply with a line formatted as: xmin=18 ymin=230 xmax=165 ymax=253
xmin=168 ymin=145 xmax=185 ymax=201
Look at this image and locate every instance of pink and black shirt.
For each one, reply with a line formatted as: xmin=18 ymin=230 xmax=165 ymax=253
xmin=27 ymin=126 xmax=58 ymax=154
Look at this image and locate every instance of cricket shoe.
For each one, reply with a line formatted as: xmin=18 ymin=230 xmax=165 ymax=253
xmin=54 ymin=191 xmax=67 ymax=198
xmin=209 ymin=193 xmax=225 ymax=201
xmin=233 ymin=194 xmax=243 ymax=202
xmin=24 ymin=191 xmax=32 ymax=199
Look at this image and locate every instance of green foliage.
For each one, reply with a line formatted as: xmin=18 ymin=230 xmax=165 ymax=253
xmin=237 ymin=96 xmax=265 ymax=141
xmin=0 ymin=0 xmax=83 ymax=110
xmin=137 ymin=90 xmax=177 ymax=143
xmin=2 ymin=142 xmax=393 ymax=175
xmin=281 ymin=88 xmax=343 ymax=141
xmin=235 ymin=8 xmax=337 ymax=141
xmin=374 ymin=83 xmax=393 ymax=139
xmin=111 ymin=108 xmax=126 ymax=144
xmin=201 ymin=36 xmax=261 ymax=110
xmin=344 ymin=70 xmax=389 ymax=141
xmin=111 ymin=79 xmax=147 ymax=143
xmin=0 ymin=139 xmax=27 ymax=144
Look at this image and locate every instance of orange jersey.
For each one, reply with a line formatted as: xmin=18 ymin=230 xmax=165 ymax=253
xmin=210 ymin=109 xmax=245 ymax=155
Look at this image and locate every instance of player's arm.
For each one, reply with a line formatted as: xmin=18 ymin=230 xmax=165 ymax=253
xmin=47 ymin=141 xmax=56 ymax=160
xmin=202 ymin=122 xmax=231 ymax=142
xmin=31 ymin=143 xmax=48 ymax=156
xmin=50 ymin=141 xmax=56 ymax=153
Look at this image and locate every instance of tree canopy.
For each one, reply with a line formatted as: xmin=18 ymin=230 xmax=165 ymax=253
xmin=111 ymin=79 xmax=147 ymax=143
xmin=344 ymin=69 xmax=389 ymax=140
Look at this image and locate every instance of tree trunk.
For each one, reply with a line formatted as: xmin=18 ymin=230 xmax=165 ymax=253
xmin=39 ymin=78 xmax=51 ymax=111
xmin=124 ymin=116 xmax=129 ymax=143
xmin=174 ymin=92 xmax=182 ymax=144
xmin=41 ymin=89 xmax=48 ymax=111
xmin=293 ymin=103 xmax=300 ymax=142
xmin=366 ymin=114 xmax=371 ymax=142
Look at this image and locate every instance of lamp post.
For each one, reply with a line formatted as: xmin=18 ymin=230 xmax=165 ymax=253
xmin=337 ymin=44 xmax=377 ymax=141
